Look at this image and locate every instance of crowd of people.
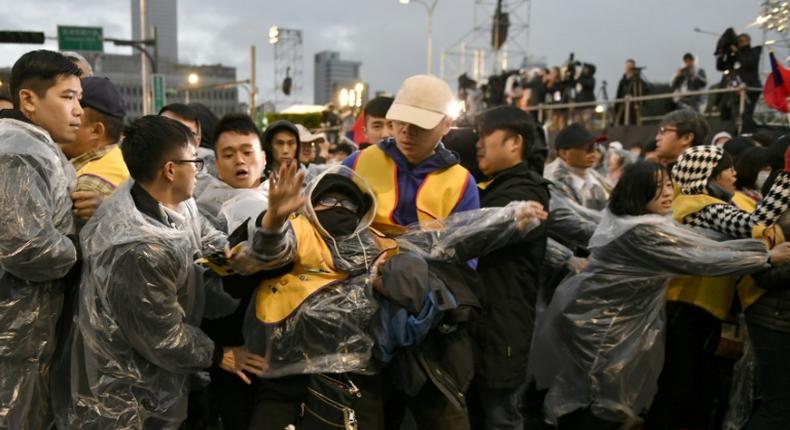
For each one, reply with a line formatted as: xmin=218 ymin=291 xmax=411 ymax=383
xmin=457 ymin=29 xmax=764 ymax=133
xmin=3 ymin=47 xmax=790 ymax=430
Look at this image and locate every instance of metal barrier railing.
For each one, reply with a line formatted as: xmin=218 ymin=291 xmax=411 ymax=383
xmin=523 ymin=85 xmax=764 ymax=134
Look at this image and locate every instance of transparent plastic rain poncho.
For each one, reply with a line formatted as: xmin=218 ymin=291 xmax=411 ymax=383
xmin=547 ymin=184 xmax=602 ymax=252
xmin=195 ymin=174 xmax=268 ymax=232
xmin=0 ymin=118 xmax=77 ymax=430
xmin=63 ymin=181 xmax=229 ymax=429
xmin=241 ymin=165 xmax=540 ymax=378
xmin=531 ymin=210 xmax=770 ymax=426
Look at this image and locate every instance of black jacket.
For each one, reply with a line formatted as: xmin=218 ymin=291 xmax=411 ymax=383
xmin=473 ymin=163 xmax=550 ymax=389
xmin=747 ymin=265 xmax=790 ymax=334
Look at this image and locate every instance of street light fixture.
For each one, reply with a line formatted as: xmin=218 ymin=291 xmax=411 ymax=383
xmin=399 ymin=0 xmax=438 ymax=74
xmin=188 ymin=73 xmax=199 ymax=85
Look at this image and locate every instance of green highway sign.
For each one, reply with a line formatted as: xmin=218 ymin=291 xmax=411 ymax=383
xmin=58 ymin=26 xmax=103 ymax=52
xmin=151 ymin=74 xmax=166 ymax=113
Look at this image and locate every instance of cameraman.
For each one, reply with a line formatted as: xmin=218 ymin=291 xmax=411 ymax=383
xmin=672 ymin=53 xmax=707 ymax=112
xmin=615 ymin=59 xmax=647 ymax=125
xmin=716 ymin=32 xmax=762 ymax=131
xmin=574 ymin=63 xmax=596 ymax=127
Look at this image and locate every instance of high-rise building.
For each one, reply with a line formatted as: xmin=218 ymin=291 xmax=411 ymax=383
xmin=314 ymin=51 xmax=362 ymax=105
xmin=131 ymin=0 xmax=178 ymax=64
xmin=92 ymin=54 xmax=238 ymax=119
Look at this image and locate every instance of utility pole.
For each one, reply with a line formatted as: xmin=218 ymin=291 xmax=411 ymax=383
xmin=249 ymin=45 xmax=256 ymax=118
xmin=139 ymin=0 xmax=152 ymax=115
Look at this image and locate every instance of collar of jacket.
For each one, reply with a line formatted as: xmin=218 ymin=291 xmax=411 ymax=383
xmin=487 ymin=162 xmax=548 ymax=187
xmin=130 ymin=181 xmax=173 ymax=227
xmin=379 ymin=137 xmax=459 ymax=175
xmin=0 ymin=109 xmax=34 ymax=125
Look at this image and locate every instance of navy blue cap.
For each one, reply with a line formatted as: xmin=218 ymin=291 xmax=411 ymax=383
xmin=80 ymin=77 xmax=125 ymax=119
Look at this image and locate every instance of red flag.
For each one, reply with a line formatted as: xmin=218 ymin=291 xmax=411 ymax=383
xmin=345 ymin=111 xmax=366 ymax=144
xmin=763 ymin=51 xmax=790 ymax=113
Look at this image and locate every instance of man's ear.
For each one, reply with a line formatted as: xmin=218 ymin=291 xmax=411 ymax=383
xmin=510 ymin=134 xmax=524 ymax=155
xmin=18 ymin=89 xmax=37 ymax=116
xmin=679 ymin=132 xmax=695 ymax=150
xmin=92 ymin=121 xmax=106 ymax=139
xmin=440 ymin=116 xmax=453 ymax=136
xmin=162 ymin=161 xmax=176 ymax=182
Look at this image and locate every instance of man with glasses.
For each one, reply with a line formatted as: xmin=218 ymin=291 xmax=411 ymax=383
xmin=159 ymin=103 xmax=217 ymax=197
xmin=66 ymin=115 xmax=266 ymax=429
xmin=544 ymin=123 xmax=610 ymax=211
xmin=654 ymin=109 xmax=711 ymax=166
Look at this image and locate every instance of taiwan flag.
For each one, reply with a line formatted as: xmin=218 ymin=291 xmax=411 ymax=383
xmin=345 ymin=112 xmax=366 ymax=144
xmin=763 ymin=51 xmax=790 ymax=113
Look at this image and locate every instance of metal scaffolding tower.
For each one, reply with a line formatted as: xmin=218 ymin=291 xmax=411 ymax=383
xmin=269 ymin=26 xmax=303 ymax=108
xmin=440 ymin=0 xmax=539 ymax=84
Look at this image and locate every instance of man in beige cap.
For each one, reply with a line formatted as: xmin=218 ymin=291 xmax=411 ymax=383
xmin=344 ymin=74 xmax=479 ymax=429
xmin=343 ymin=74 xmax=479 ymax=234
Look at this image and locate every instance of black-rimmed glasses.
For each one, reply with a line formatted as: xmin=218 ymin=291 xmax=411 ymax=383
xmin=172 ymin=159 xmax=205 ymax=172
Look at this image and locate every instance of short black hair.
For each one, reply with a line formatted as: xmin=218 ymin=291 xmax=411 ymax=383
xmin=734 ymin=146 xmax=767 ymax=190
xmin=477 ymin=105 xmax=536 ymax=160
xmin=683 ymin=53 xmax=694 ymax=62
xmin=711 ymin=151 xmax=734 ymax=180
xmin=159 ymin=103 xmax=199 ymax=128
xmin=84 ymin=107 xmax=124 ymax=142
xmin=609 ymin=160 xmax=668 ymax=216
xmin=121 ymin=115 xmax=192 ymax=183
xmin=188 ymin=103 xmax=219 ymax=149
xmin=10 ymin=50 xmax=82 ymax=106
xmin=331 ymin=142 xmax=355 ymax=156
xmin=212 ymin=113 xmax=261 ymax=151
xmin=363 ymin=96 xmax=394 ymax=121
xmin=660 ymin=109 xmax=710 ymax=147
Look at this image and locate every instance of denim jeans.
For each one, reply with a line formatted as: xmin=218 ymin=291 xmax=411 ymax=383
xmin=745 ymin=322 xmax=790 ymax=430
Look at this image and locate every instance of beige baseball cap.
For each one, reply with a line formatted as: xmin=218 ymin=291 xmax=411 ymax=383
xmin=386 ymin=74 xmax=454 ymax=130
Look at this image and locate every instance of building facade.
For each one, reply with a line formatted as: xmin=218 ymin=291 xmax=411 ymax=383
xmin=314 ymin=51 xmax=362 ymax=105
xmin=131 ymin=0 xmax=178 ymax=65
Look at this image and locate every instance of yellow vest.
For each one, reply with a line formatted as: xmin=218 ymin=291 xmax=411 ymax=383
xmin=253 ymin=216 xmax=399 ymax=324
xmin=254 ymin=215 xmax=348 ymax=324
xmin=352 ymin=144 xmax=470 ymax=234
xmin=76 ymin=145 xmax=130 ymax=189
xmin=667 ymin=193 xmax=769 ymax=318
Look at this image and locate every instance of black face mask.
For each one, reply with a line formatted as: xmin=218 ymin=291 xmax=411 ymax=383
xmin=316 ymin=207 xmax=359 ymax=237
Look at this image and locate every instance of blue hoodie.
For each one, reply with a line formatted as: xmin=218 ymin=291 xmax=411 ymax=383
xmin=343 ymin=138 xmax=480 ymax=226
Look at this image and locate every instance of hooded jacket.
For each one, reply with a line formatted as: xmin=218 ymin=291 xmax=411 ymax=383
xmin=65 ymin=181 xmax=229 ymax=430
xmin=242 ymin=166 xmax=383 ymax=377
xmin=239 ymin=166 xmax=540 ymax=382
xmin=672 ymin=145 xmax=790 ymax=239
xmin=532 ymin=210 xmax=770 ymax=426
xmin=0 ymin=113 xmax=78 ymax=430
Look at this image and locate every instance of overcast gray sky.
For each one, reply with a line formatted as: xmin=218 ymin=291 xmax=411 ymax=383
xmin=0 ymin=0 xmax=777 ymax=105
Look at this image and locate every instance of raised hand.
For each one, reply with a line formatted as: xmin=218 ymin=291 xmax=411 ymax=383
xmin=261 ymin=161 xmax=306 ymax=230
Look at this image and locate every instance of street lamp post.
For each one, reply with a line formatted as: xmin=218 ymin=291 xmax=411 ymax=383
xmin=186 ymin=72 xmax=199 ymax=104
xmin=400 ymin=0 xmax=438 ymax=74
